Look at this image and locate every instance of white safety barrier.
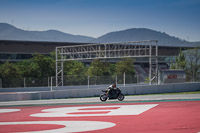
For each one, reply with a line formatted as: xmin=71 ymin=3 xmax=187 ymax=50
xmin=0 ymin=82 xmax=199 ymax=101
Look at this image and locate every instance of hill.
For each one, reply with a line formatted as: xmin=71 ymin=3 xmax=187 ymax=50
xmin=0 ymin=23 xmax=94 ymax=43
xmin=0 ymin=23 xmax=198 ymax=47
xmin=92 ymin=28 xmax=195 ymax=47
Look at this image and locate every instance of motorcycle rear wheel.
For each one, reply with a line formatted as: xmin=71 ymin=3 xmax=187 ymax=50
xmin=117 ymin=93 xmax=125 ymax=101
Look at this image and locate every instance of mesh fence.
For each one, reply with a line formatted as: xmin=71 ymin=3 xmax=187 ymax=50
xmin=0 ymin=73 xmax=199 ymax=88
xmin=0 ymin=77 xmax=51 ymax=88
xmin=0 ymin=74 xmax=138 ymax=88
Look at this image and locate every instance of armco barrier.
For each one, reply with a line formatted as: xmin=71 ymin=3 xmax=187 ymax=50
xmin=0 ymin=82 xmax=199 ymax=101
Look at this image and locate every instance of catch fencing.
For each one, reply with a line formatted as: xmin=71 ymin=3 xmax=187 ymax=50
xmin=0 ymin=73 xmax=138 ymax=89
xmin=1 ymin=73 xmax=199 ymax=89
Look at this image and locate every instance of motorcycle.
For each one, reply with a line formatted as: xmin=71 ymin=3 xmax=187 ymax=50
xmin=100 ymin=88 xmax=125 ymax=102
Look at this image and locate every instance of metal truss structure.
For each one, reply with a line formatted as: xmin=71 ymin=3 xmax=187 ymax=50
xmin=56 ymin=40 xmax=158 ymax=86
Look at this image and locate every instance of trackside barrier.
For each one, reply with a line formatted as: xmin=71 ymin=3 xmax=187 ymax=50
xmin=0 ymin=87 xmax=50 ymax=93
xmin=0 ymin=82 xmax=199 ymax=101
xmin=40 ymin=82 xmax=200 ymax=99
xmin=123 ymin=82 xmax=200 ymax=95
xmin=0 ymin=92 xmax=41 ymax=101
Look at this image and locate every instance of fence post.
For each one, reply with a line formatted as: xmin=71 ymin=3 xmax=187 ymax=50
xmin=88 ymin=75 xmax=90 ymax=89
xmin=50 ymin=76 xmax=53 ymax=91
xmin=0 ymin=78 xmax=2 ymax=88
xmin=123 ymin=72 xmax=125 ymax=87
xmin=116 ymin=75 xmax=118 ymax=85
xmin=24 ymin=78 xmax=26 ymax=88
xmin=48 ymin=77 xmax=50 ymax=87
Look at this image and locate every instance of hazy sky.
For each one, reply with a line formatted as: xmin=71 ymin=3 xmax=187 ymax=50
xmin=0 ymin=0 xmax=200 ymax=41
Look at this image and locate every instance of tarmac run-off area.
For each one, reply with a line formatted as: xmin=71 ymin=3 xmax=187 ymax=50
xmin=0 ymin=94 xmax=200 ymax=133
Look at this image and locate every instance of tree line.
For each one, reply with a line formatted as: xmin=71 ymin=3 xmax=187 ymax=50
xmin=0 ymin=53 xmax=136 ymax=87
xmin=1 ymin=47 xmax=199 ymax=87
xmin=171 ymin=47 xmax=200 ymax=82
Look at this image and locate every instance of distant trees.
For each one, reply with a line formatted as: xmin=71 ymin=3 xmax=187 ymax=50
xmin=87 ymin=59 xmax=113 ymax=77
xmin=0 ymin=61 xmax=20 ymax=80
xmin=86 ymin=58 xmax=135 ymax=77
xmin=171 ymin=47 xmax=200 ymax=82
xmin=115 ymin=58 xmax=135 ymax=75
xmin=16 ymin=54 xmax=55 ymax=78
xmin=0 ymin=54 xmax=56 ymax=87
xmin=30 ymin=54 xmax=55 ymax=78
xmin=184 ymin=47 xmax=200 ymax=81
xmin=0 ymin=61 xmax=22 ymax=87
xmin=63 ymin=60 xmax=87 ymax=85
xmin=0 ymin=55 xmax=136 ymax=78
xmin=0 ymin=53 xmax=136 ymax=87
xmin=171 ymin=49 xmax=187 ymax=70
xmin=64 ymin=60 xmax=86 ymax=76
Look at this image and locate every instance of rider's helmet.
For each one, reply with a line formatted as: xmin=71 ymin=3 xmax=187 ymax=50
xmin=112 ymin=83 xmax=116 ymax=88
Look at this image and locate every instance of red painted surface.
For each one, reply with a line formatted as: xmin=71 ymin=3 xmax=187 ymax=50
xmin=0 ymin=101 xmax=200 ymax=133
xmin=0 ymin=124 xmax=65 ymax=133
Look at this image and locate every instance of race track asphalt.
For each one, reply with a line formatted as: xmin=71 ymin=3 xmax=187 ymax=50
xmin=0 ymin=93 xmax=200 ymax=107
xmin=0 ymin=94 xmax=200 ymax=133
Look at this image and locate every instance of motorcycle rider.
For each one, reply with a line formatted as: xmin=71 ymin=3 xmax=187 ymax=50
xmin=106 ymin=83 xmax=117 ymax=96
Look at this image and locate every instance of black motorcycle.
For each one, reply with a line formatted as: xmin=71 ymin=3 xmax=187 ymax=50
xmin=100 ymin=88 xmax=125 ymax=102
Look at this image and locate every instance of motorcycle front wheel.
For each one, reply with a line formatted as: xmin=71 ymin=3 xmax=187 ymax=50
xmin=100 ymin=94 xmax=108 ymax=102
xmin=117 ymin=93 xmax=125 ymax=101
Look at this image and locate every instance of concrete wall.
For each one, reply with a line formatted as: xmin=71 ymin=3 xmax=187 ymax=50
xmin=0 ymin=87 xmax=50 ymax=92
xmin=0 ymin=92 xmax=41 ymax=101
xmin=40 ymin=88 xmax=103 ymax=99
xmin=122 ymin=82 xmax=200 ymax=95
xmin=0 ymin=82 xmax=199 ymax=101
xmin=40 ymin=82 xmax=200 ymax=100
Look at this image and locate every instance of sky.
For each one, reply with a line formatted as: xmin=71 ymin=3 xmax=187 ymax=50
xmin=0 ymin=0 xmax=200 ymax=41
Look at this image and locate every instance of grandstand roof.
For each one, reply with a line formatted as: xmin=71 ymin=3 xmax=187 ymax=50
xmin=0 ymin=40 xmax=194 ymax=56
xmin=0 ymin=40 xmax=87 ymax=54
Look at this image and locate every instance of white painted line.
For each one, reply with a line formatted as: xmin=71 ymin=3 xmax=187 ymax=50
xmin=0 ymin=109 xmax=21 ymax=113
xmin=0 ymin=121 xmax=116 ymax=133
xmin=30 ymin=104 xmax=158 ymax=117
